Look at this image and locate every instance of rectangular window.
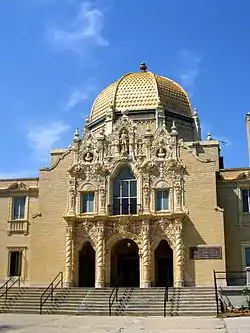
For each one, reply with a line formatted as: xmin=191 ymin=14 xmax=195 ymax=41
xmin=242 ymin=189 xmax=250 ymax=213
xmin=113 ymin=179 xmax=137 ymax=215
xmin=245 ymin=247 xmax=250 ymax=267
xmin=8 ymin=251 xmax=22 ymax=276
xmin=155 ymin=189 xmax=169 ymax=211
xmin=80 ymin=193 xmax=94 ymax=213
xmin=12 ymin=197 xmax=26 ymax=220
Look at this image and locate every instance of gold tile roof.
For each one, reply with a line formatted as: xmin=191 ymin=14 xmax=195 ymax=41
xmin=90 ymin=71 xmax=192 ymax=122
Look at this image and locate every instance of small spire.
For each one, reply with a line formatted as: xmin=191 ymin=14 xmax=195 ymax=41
xmin=73 ymin=128 xmax=80 ymax=141
xmin=171 ymin=121 xmax=178 ymax=136
xmin=85 ymin=116 xmax=89 ymax=127
xmin=140 ymin=62 xmax=147 ymax=72
xmin=193 ymin=108 xmax=198 ymax=116
xmin=207 ymin=133 xmax=212 ymax=141
xmin=146 ymin=122 xmax=151 ymax=134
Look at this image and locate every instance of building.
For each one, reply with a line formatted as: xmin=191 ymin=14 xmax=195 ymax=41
xmin=0 ymin=63 xmax=250 ymax=289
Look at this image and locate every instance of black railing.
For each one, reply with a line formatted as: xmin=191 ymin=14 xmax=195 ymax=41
xmin=163 ymin=284 xmax=169 ymax=317
xmin=0 ymin=276 xmax=21 ymax=301
xmin=40 ymin=272 xmax=63 ymax=314
xmin=213 ymin=270 xmax=246 ymax=315
xmin=108 ymin=204 xmax=142 ymax=216
xmin=109 ymin=275 xmax=123 ymax=316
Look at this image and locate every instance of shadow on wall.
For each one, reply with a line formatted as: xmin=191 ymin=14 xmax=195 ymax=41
xmin=183 ymin=217 xmax=206 ymax=286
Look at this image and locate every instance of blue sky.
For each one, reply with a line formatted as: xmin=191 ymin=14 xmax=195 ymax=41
xmin=0 ymin=0 xmax=249 ymax=178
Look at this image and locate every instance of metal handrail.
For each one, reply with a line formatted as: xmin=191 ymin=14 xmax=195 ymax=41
xmin=108 ymin=204 xmax=142 ymax=216
xmin=0 ymin=276 xmax=21 ymax=300
xmin=163 ymin=284 xmax=169 ymax=317
xmin=40 ymin=272 xmax=63 ymax=314
xmin=219 ymin=286 xmax=234 ymax=312
xmin=109 ymin=275 xmax=123 ymax=316
xmin=213 ymin=270 xmax=247 ymax=315
xmin=213 ymin=270 xmax=219 ymax=315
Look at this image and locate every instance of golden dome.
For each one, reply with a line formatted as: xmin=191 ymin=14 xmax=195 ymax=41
xmin=90 ymin=70 xmax=192 ymax=122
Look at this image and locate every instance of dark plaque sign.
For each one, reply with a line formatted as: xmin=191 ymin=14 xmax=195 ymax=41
xmin=190 ymin=247 xmax=222 ymax=260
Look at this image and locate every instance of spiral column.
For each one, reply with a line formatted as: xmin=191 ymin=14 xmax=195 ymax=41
xmin=175 ymin=222 xmax=184 ymax=287
xmin=65 ymin=224 xmax=73 ymax=287
xmin=95 ymin=221 xmax=105 ymax=288
xmin=142 ymin=220 xmax=151 ymax=288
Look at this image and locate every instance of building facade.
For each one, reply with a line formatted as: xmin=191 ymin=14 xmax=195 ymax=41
xmin=0 ymin=63 xmax=249 ymax=288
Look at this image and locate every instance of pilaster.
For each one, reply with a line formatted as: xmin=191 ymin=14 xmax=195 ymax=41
xmin=141 ymin=220 xmax=151 ymax=288
xmin=65 ymin=223 xmax=73 ymax=287
xmin=95 ymin=221 xmax=105 ymax=288
xmin=174 ymin=221 xmax=184 ymax=287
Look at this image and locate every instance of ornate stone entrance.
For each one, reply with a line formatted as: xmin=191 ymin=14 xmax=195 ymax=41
xmin=111 ymin=239 xmax=139 ymax=287
xmin=78 ymin=241 xmax=95 ymax=287
xmin=64 ymin=216 xmax=185 ymax=288
xmin=154 ymin=240 xmax=173 ymax=287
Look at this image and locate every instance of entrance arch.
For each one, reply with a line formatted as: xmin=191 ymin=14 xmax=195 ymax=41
xmin=155 ymin=240 xmax=173 ymax=287
xmin=78 ymin=241 xmax=95 ymax=287
xmin=111 ymin=239 xmax=139 ymax=287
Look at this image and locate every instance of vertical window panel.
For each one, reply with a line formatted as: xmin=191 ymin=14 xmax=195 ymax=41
xmin=81 ymin=193 xmax=95 ymax=213
xmin=242 ymin=189 xmax=250 ymax=213
xmin=13 ymin=197 xmax=26 ymax=220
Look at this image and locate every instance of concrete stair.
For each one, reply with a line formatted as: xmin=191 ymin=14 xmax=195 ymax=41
xmin=0 ymin=287 xmax=69 ymax=314
xmin=0 ymin=286 xmax=217 ymax=316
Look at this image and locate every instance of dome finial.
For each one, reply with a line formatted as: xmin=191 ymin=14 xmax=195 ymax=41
xmin=140 ymin=62 xmax=147 ymax=72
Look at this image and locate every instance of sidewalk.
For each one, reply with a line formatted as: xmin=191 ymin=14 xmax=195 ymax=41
xmin=0 ymin=314 xmax=249 ymax=332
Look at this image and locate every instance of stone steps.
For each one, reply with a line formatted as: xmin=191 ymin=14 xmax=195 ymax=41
xmin=0 ymin=286 xmax=217 ymax=316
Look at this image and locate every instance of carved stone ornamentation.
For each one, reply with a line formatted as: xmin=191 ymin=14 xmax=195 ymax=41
xmin=95 ymin=221 xmax=105 ymax=287
xmin=84 ymin=151 xmax=93 ymax=162
xmin=119 ymin=129 xmax=129 ymax=155
xmin=142 ymin=220 xmax=151 ymax=287
xmin=175 ymin=222 xmax=184 ymax=287
xmin=99 ymin=185 xmax=106 ymax=214
xmin=143 ymin=183 xmax=150 ymax=212
xmin=65 ymin=225 xmax=73 ymax=286
xmin=67 ymin=177 xmax=76 ymax=215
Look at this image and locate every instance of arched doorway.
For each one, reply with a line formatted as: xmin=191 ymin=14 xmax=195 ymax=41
xmin=111 ymin=239 xmax=139 ymax=287
xmin=155 ymin=240 xmax=173 ymax=287
xmin=78 ymin=242 xmax=95 ymax=287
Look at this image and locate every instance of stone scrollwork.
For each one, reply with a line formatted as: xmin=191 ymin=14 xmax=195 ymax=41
xmin=142 ymin=220 xmax=151 ymax=286
xmin=96 ymin=221 xmax=105 ymax=287
xmin=65 ymin=224 xmax=73 ymax=286
xmin=66 ymin=177 xmax=76 ymax=216
xmin=175 ymin=222 xmax=184 ymax=287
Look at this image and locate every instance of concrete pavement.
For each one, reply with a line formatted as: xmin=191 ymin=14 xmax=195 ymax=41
xmin=0 ymin=314 xmax=249 ymax=332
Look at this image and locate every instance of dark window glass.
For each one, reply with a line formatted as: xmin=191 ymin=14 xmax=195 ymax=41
xmin=242 ymin=190 xmax=249 ymax=213
xmin=122 ymin=198 xmax=129 ymax=215
xmin=9 ymin=251 xmax=22 ymax=276
xmin=13 ymin=197 xmax=26 ymax=220
xmin=122 ymin=181 xmax=128 ymax=197
xmin=130 ymin=181 xmax=137 ymax=197
xmin=245 ymin=247 xmax=250 ymax=267
xmin=81 ymin=193 xmax=94 ymax=213
xmin=112 ymin=166 xmax=137 ymax=215
xmin=130 ymin=198 xmax=137 ymax=214
xmin=155 ymin=190 xmax=169 ymax=211
xmin=113 ymin=181 xmax=120 ymax=197
xmin=113 ymin=199 xmax=120 ymax=215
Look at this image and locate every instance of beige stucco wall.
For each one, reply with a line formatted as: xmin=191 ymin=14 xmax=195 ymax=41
xmin=0 ymin=179 xmax=39 ymax=284
xmin=180 ymin=143 xmax=226 ymax=286
xmin=28 ymin=152 xmax=73 ymax=285
xmin=217 ymin=170 xmax=250 ymax=273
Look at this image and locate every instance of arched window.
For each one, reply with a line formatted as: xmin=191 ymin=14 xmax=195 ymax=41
xmin=113 ymin=166 xmax=137 ymax=215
